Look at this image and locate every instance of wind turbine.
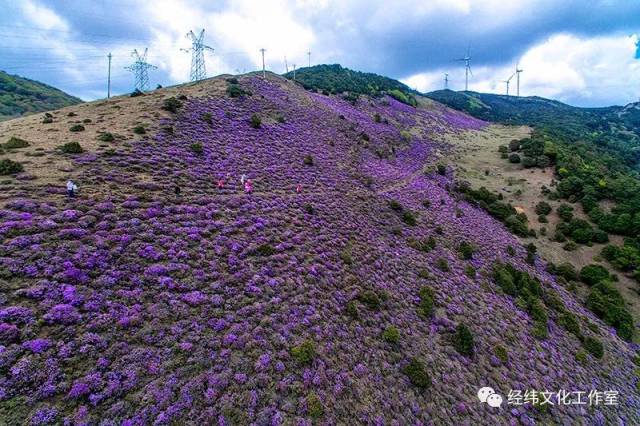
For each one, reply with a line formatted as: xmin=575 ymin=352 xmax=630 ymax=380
xmin=456 ymin=46 xmax=472 ymax=91
xmin=444 ymin=73 xmax=449 ymax=89
xmin=502 ymin=73 xmax=515 ymax=96
xmin=515 ymin=63 xmax=523 ymax=96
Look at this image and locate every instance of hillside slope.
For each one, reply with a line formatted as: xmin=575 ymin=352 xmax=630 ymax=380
xmin=0 ymin=74 xmax=638 ymax=424
xmin=0 ymin=71 xmax=82 ymax=121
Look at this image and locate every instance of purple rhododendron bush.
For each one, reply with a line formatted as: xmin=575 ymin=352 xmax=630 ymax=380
xmin=1 ymin=75 xmax=638 ymax=425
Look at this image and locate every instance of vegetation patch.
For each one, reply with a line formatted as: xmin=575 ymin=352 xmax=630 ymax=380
xmin=4 ymin=137 xmax=29 ymax=149
xmin=0 ymin=159 xmax=23 ymax=175
xmin=58 ymin=141 xmax=83 ymax=154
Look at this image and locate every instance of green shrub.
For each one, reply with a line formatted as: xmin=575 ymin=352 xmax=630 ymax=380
xmin=346 ymin=300 xmax=359 ymax=319
xmin=403 ymin=358 xmax=431 ymax=389
xmin=509 ymin=153 xmax=521 ymax=163
xmin=252 ymin=244 xmax=275 ymax=257
xmin=563 ymin=241 xmax=578 ymax=251
xmin=556 ymin=262 xmax=578 ymax=281
xmin=436 ymin=258 xmax=450 ymax=272
xmin=436 ymin=163 xmax=447 ymax=175
xmin=382 ymin=326 xmax=400 ymax=344
xmin=226 ymin=84 xmax=247 ymax=98
xmin=401 ymin=210 xmax=417 ymax=226
xmin=133 ymin=125 xmax=146 ymax=135
xmin=303 ymin=155 xmax=314 ymax=166
xmin=291 ymin=340 xmax=316 ymax=365
xmin=4 ymin=137 xmax=29 ymax=149
xmin=0 ymin=159 xmax=23 ymax=175
xmin=249 ymin=114 xmax=261 ymax=129
xmin=202 ymin=112 xmax=213 ymax=124
xmin=532 ymin=321 xmax=549 ymax=339
xmin=162 ymin=97 xmax=183 ymax=113
xmin=306 ymin=392 xmax=323 ymax=418
xmin=582 ymin=336 xmax=604 ymax=359
xmin=374 ymin=113 xmax=382 ymax=123
xmin=586 ymin=280 xmax=634 ymax=341
xmin=498 ymin=145 xmax=509 ymax=153
xmin=575 ymin=349 xmax=588 ymax=364
xmin=464 ymin=265 xmax=476 ymax=278
xmin=579 ymin=264 xmax=609 ymax=286
xmin=422 ymin=199 xmax=431 ymax=208
xmin=339 ymin=247 xmax=353 ymax=265
xmin=59 ymin=141 xmax=83 ymax=154
xmin=535 ymin=201 xmax=552 ymax=215
xmin=358 ymin=290 xmax=382 ymax=310
xmin=494 ymin=345 xmax=509 ymax=363
xmin=509 ymin=139 xmax=521 ymax=151
xmin=592 ymin=230 xmax=609 ymax=244
xmin=97 ymin=132 xmax=115 ymax=142
xmin=558 ymin=311 xmax=581 ymax=337
xmin=557 ymin=203 xmax=574 ymax=222
xmin=69 ymin=124 xmax=85 ymax=132
xmin=458 ymin=241 xmax=475 ymax=260
xmin=417 ymin=286 xmax=435 ymax=318
xmin=453 ymin=323 xmax=474 ymax=356
xmin=130 ymin=89 xmax=143 ymax=97
xmin=190 ymin=143 xmax=204 ymax=155
xmin=506 ymin=245 xmax=516 ymax=256
xmin=42 ymin=116 xmax=53 ymax=124
xmin=388 ymin=199 xmax=403 ymax=211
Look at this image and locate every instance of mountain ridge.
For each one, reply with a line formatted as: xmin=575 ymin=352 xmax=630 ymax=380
xmin=0 ymin=70 xmax=82 ymax=121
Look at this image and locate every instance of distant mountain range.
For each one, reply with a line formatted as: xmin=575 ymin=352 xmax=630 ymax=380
xmin=0 ymin=70 xmax=82 ymax=121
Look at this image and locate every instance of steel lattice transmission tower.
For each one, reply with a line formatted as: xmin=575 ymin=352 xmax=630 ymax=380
xmin=181 ymin=29 xmax=214 ymax=82
xmin=125 ymin=48 xmax=157 ymax=91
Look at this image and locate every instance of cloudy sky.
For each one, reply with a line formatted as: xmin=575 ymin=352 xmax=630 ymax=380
xmin=1 ymin=0 xmax=639 ymax=106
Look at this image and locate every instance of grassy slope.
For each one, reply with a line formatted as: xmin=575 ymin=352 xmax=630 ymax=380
xmin=0 ymin=71 xmax=82 ymax=121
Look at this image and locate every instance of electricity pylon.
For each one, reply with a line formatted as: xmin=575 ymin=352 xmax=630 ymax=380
xmin=125 ymin=48 xmax=157 ymax=91
xmin=181 ymin=29 xmax=214 ymax=82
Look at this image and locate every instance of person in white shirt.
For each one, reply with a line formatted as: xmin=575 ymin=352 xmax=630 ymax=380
xmin=66 ymin=180 xmax=78 ymax=198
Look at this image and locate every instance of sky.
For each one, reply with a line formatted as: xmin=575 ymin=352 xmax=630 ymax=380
xmin=0 ymin=0 xmax=639 ymax=107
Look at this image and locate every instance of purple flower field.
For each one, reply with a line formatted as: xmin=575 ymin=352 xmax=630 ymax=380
xmin=0 ymin=75 xmax=638 ymax=425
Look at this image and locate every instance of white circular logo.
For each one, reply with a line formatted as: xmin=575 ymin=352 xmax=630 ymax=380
xmin=486 ymin=393 xmax=503 ymax=408
xmin=477 ymin=387 xmax=495 ymax=403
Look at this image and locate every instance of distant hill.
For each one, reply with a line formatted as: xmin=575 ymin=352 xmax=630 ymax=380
xmin=426 ymin=90 xmax=640 ymax=167
xmin=284 ymin=64 xmax=418 ymax=106
xmin=0 ymin=70 xmax=82 ymax=121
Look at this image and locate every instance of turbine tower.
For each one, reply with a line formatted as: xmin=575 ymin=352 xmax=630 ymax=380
xmin=181 ymin=29 xmax=214 ymax=82
xmin=515 ymin=63 xmax=523 ymax=97
xmin=444 ymin=73 xmax=449 ymax=89
xmin=503 ymin=73 xmax=515 ymax=96
xmin=456 ymin=47 xmax=472 ymax=91
xmin=125 ymin=48 xmax=157 ymax=92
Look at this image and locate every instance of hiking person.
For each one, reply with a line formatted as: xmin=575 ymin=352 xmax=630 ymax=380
xmin=66 ymin=180 xmax=78 ymax=198
xmin=296 ymin=183 xmax=301 ymax=193
xmin=217 ymin=176 xmax=225 ymax=189
xmin=240 ymin=174 xmax=247 ymax=185
xmin=175 ymin=185 xmax=181 ymax=196
xmin=244 ymin=179 xmax=253 ymax=194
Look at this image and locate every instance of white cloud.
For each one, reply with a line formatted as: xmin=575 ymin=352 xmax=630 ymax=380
xmin=402 ymin=32 xmax=640 ymax=106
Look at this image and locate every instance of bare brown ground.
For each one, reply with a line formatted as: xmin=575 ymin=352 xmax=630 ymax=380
xmin=0 ymin=76 xmax=230 ymax=205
